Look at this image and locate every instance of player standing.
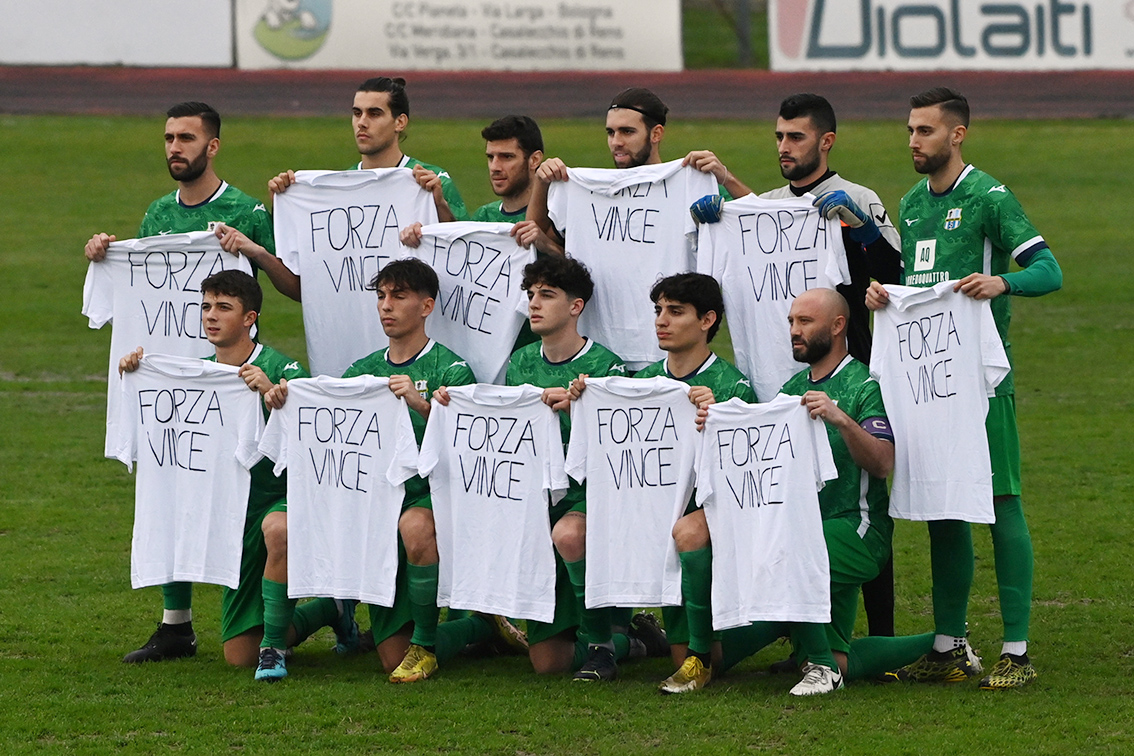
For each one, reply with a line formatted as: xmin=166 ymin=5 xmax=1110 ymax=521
xmin=269 ymin=77 xmax=467 ymax=221
xmin=867 ymin=87 xmax=1062 ymax=689
xmin=85 ymin=102 xmax=299 ymax=301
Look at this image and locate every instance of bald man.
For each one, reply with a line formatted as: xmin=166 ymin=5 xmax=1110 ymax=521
xmin=704 ymin=289 xmax=938 ymax=695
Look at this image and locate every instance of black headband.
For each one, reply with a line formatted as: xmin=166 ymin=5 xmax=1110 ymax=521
xmin=607 ymin=103 xmax=667 ymax=126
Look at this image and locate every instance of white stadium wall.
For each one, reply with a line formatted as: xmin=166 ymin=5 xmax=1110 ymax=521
xmin=232 ymin=0 xmax=682 ymax=71
xmin=769 ymin=0 xmax=1134 ymax=71
xmin=0 ymin=0 xmax=234 ymax=66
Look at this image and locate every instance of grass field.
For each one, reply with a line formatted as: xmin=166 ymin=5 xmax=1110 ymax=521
xmin=0 ymin=113 xmax=1131 ymax=755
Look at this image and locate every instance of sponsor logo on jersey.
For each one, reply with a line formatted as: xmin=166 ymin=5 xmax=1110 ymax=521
xmin=943 ymin=208 xmax=963 ymax=231
xmin=913 ymin=239 xmax=937 ymax=271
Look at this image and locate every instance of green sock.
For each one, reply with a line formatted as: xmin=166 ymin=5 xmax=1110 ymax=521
xmin=290 ymin=597 xmax=340 ymax=645
xmin=406 ymin=562 xmax=440 ymax=648
xmin=610 ymin=607 xmax=633 ymax=629
xmin=790 ymin=623 xmax=838 ymax=672
xmin=613 ymin=632 xmax=630 ymax=661
xmin=718 ymin=621 xmax=787 ymax=674
xmin=261 ymin=578 xmax=297 ymax=650
xmin=435 ymin=615 xmax=492 ymax=664
xmin=570 ymin=639 xmax=589 ymax=672
xmin=846 ymin=632 xmax=935 ymax=681
xmin=162 ymin=582 xmax=192 ymax=611
xmin=928 ymin=519 xmax=973 ymax=637
xmin=991 ymin=496 xmax=1033 ymax=643
xmin=679 ymin=547 xmax=714 ymax=656
xmin=563 ymin=558 xmax=613 ymax=645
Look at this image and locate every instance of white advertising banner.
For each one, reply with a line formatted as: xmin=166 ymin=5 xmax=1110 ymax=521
xmin=235 ymin=0 xmax=682 ymax=70
xmin=769 ymin=0 xmax=1134 ymax=71
xmin=0 ymin=0 xmax=233 ymax=66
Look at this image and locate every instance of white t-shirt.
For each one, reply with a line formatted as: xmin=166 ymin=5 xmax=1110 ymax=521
xmin=565 ymin=375 xmax=699 ymax=608
xmin=272 ymin=169 xmax=438 ymax=376
xmin=697 ymin=194 xmax=850 ymax=401
xmin=257 ymin=376 xmax=418 ymax=604
xmin=697 ymin=395 xmax=837 ymax=629
xmin=869 ymin=282 xmax=1010 ymax=524
xmin=548 ymin=160 xmax=719 ymax=370
xmin=418 ymin=384 xmax=567 ymax=622
xmin=115 ymin=353 xmax=264 ymax=590
xmin=82 ymin=232 xmax=253 ymax=457
xmin=403 ymin=222 xmax=534 ymax=384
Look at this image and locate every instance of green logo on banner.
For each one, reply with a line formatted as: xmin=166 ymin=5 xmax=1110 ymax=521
xmin=255 ymin=0 xmax=331 ymax=61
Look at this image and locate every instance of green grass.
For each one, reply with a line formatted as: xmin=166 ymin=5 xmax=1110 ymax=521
xmin=1 ymin=114 xmax=1131 ymax=754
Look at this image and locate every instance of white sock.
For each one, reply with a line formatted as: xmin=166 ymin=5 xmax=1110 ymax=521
xmin=933 ymin=634 xmax=965 ymax=653
xmin=163 ymin=609 xmax=191 ymax=625
xmin=1002 ymin=641 xmax=1027 ymax=657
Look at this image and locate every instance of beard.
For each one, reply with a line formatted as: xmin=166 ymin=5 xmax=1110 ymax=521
xmin=617 ymin=140 xmax=653 ymax=169
xmin=792 ymin=331 xmax=832 ymax=364
xmin=780 ymin=149 xmax=821 ymax=182
xmin=167 ymin=149 xmax=208 ymax=182
xmin=495 ymin=171 xmax=531 ymax=199
xmin=913 ymin=147 xmax=951 ymax=175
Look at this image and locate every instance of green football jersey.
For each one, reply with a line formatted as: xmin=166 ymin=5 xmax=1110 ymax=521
xmin=471 ymin=200 xmax=526 ymax=224
xmin=207 ymin=344 xmax=308 ymax=517
xmin=343 ymin=339 xmax=475 ymax=504
xmin=138 ymin=182 xmax=275 ymax=256
xmin=899 ymin=165 xmax=1048 ymax=396
xmin=352 ymin=155 xmax=468 ymax=221
xmin=781 ymin=356 xmax=892 ymax=541
xmin=635 ymin=353 xmax=757 ymax=404
xmin=506 ymin=338 xmax=626 ymax=514
xmin=506 ymin=338 xmax=626 ymax=445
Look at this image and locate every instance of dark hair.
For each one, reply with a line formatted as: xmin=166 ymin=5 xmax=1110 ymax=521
xmin=778 ymin=93 xmax=836 ymax=135
xmin=368 ymin=258 xmax=438 ymax=299
xmin=910 ymin=87 xmax=970 ymax=127
xmin=166 ymin=101 xmax=221 ymax=139
xmin=608 ymin=87 xmax=669 ymax=129
xmin=201 ymin=269 xmax=262 ymax=314
xmin=481 ymin=115 xmax=544 ymax=158
xmin=357 ymin=77 xmax=410 ymax=118
xmin=521 ymin=256 xmax=594 ymax=304
xmin=650 ymin=273 xmax=724 ymax=342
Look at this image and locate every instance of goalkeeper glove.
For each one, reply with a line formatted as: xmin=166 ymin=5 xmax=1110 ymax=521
xmin=813 ymin=190 xmax=881 ymax=244
xmin=689 ymin=194 xmax=723 ymax=225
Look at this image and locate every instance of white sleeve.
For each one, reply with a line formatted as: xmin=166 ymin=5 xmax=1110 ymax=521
xmin=545 ymin=405 xmax=570 ymax=505
xmin=684 ymin=166 xmax=720 ymax=238
xmin=81 ymin=258 xmax=114 ymax=329
xmin=113 ymin=373 xmax=139 ymax=471
xmin=693 ymin=411 xmax=717 ymax=507
xmin=868 ymin=307 xmax=889 ymax=382
xmin=271 ymin=191 xmax=303 ymax=276
xmin=546 ymin=181 xmax=569 ymax=232
xmin=258 ymin=407 xmax=289 ymax=476
xmin=810 ymin=413 xmax=839 ymax=488
xmin=563 ymin=394 xmax=589 ymax=483
xmin=695 ymin=223 xmax=716 ymax=277
xmin=978 ymin=301 xmax=1011 ymax=393
xmin=234 ymin=394 xmax=266 ymax=471
xmin=387 ymin=397 xmax=420 ymax=486
xmin=822 ymin=222 xmax=852 ymax=287
xmin=415 ymin=400 xmax=445 ymax=479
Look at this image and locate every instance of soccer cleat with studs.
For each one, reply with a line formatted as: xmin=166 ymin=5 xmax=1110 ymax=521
xmin=979 ymin=653 xmax=1037 ymax=690
xmin=122 ymin=622 xmax=197 ymax=663
xmin=789 ymin=662 xmax=845 ymax=696
xmin=659 ymin=655 xmax=712 ymax=694
xmin=254 ymin=647 xmax=288 ymax=682
xmin=389 ymin=644 xmax=438 ymax=683
xmin=629 ymin=611 xmax=670 ymax=658
xmin=573 ymin=644 xmax=618 ymax=682
xmin=885 ymin=644 xmax=983 ymax=684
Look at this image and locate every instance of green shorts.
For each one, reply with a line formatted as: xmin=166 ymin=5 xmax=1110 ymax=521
xmin=221 ymin=498 xmax=287 ymax=642
xmin=549 ymin=483 xmax=587 ymax=525
xmin=824 ymin=517 xmax=890 ymax=654
xmin=367 ymin=537 xmax=413 ymax=645
xmin=526 ymin=553 xmax=580 ymax=646
xmin=986 ymin=394 xmax=1022 ymax=497
xmin=402 ymin=477 xmax=433 ymax=512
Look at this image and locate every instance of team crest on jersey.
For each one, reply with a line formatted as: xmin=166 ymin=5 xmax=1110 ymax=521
xmin=943 ymin=208 xmax=963 ymax=231
xmin=415 ymin=379 xmax=429 ymax=400
xmin=206 ymin=221 xmax=222 ymax=232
